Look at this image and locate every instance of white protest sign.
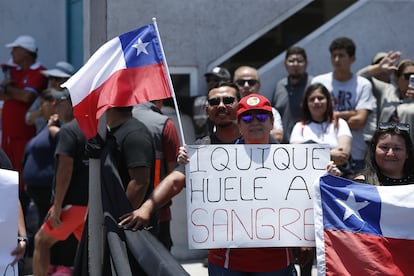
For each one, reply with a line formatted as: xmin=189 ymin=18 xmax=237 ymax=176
xmin=185 ymin=144 xmax=330 ymax=249
xmin=0 ymin=169 xmax=19 ymax=276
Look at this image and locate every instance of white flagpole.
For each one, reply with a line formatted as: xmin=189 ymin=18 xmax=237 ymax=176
xmin=152 ymin=17 xmax=186 ymax=146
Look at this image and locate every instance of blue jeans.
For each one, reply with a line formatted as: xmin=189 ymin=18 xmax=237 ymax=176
xmin=208 ymin=262 xmax=297 ymax=276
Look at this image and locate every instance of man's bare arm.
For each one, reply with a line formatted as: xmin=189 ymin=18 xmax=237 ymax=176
xmin=335 ymin=109 xmax=369 ymax=130
xmin=125 ymin=167 xmax=151 ymax=209
xmin=119 ymin=169 xmax=186 ymax=230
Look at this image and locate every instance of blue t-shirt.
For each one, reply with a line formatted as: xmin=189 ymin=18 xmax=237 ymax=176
xmin=23 ymin=125 xmax=57 ymax=187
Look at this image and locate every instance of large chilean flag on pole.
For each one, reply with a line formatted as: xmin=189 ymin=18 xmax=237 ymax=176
xmin=314 ymin=174 xmax=414 ymax=276
xmin=62 ymin=22 xmax=172 ymax=138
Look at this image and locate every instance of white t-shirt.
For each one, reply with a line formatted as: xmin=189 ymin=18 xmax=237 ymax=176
xmin=290 ymin=118 xmax=352 ymax=149
xmin=272 ymin=107 xmax=283 ymax=131
xmin=312 ymin=73 xmax=374 ymax=160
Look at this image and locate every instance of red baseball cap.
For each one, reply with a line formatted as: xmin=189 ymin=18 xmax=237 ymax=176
xmin=237 ymin=94 xmax=273 ymax=116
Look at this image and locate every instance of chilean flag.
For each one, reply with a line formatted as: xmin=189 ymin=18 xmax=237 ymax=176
xmin=63 ymin=23 xmax=172 ymax=138
xmin=314 ymin=174 xmax=414 ymax=276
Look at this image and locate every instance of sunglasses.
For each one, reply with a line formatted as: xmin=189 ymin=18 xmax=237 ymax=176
xmin=378 ymin=122 xmax=410 ymax=133
xmin=240 ymin=113 xmax=269 ymax=123
xmin=208 ymin=96 xmax=235 ymax=106
xmin=403 ymin=73 xmax=414 ymax=80
xmin=235 ymin=79 xmax=258 ymax=86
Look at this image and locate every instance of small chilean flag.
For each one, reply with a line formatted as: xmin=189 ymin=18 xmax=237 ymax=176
xmin=314 ymin=174 xmax=414 ymax=276
xmin=62 ymin=23 xmax=172 ymax=138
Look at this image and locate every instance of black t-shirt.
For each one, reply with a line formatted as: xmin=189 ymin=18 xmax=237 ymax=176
xmin=54 ymin=119 xmax=89 ymax=206
xmin=109 ymin=118 xmax=155 ymax=192
xmin=0 ymin=148 xmax=13 ymax=170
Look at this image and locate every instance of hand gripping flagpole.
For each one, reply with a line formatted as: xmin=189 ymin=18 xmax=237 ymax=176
xmin=152 ymin=17 xmax=186 ymax=146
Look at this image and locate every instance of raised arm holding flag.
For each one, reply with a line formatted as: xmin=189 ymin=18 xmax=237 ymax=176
xmin=62 ymin=19 xmax=184 ymax=142
xmin=64 ymin=19 xmax=189 ymax=275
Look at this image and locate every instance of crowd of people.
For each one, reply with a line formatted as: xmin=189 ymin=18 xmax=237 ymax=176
xmin=1 ymin=32 xmax=414 ymax=276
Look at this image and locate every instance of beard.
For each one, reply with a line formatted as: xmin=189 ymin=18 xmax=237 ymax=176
xmin=216 ymin=120 xmax=234 ymax=128
xmin=289 ymin=73 xmax=303 ymax=80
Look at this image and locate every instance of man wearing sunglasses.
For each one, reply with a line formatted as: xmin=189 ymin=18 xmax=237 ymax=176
xmin=233 ymin=65 xmax=284 ymax=142
xmin=118 ymin=82 xmax=242 ymax=236
xmin=119 ymin=81 xmax=242 ymax=270
xmin=193 ymin=66 xmax=232 ymax=139
xmin=236 ymin=94 xmax=275 ymax=144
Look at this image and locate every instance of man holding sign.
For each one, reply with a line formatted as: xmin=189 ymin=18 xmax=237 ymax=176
xmin=119 ymin=89 xmax=327 ymax=275
xmin=119 ymin=82 xmax=242 ymax=229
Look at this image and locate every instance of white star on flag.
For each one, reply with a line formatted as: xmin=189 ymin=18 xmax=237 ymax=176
xmin=336 ymin=191 xmax=370 ymax=222
xmin=132 ymin=38 xmax=149 ymax=56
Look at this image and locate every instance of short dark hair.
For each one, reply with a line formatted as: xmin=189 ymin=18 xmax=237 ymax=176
xmin=285 ymin=46 xmax=307 ymax=61
xmin=329 ymin=37 xmax=356 ymax=57
xmin=208 ymin=81 xmax=241 ymax=101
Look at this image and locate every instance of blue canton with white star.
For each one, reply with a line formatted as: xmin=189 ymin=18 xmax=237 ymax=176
xmin=320 ymin=175 xmax=382 ymax=235
xmin=118 ymin=24 xmax=164 ymax=68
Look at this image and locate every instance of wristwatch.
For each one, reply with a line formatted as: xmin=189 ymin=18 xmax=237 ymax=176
xmin=17 ymin=236 xmax=28 ymax=243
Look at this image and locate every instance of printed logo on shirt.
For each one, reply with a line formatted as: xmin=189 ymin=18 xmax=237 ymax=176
xmin=334 ymin=90 xmax=352 ymax=111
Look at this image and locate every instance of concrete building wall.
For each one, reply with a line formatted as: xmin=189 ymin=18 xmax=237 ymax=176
xmin=90 ymin=0 xmax=311 ymax=96
xmin=0 ymin=0 xmax=66 ymax=69
xmin=260 ymin=0 xmax=414 ymax=100
xmin=2 ymin=0 xmax=413 ymax=96
xmin=86 ymin=0 xmax=414 ymax=100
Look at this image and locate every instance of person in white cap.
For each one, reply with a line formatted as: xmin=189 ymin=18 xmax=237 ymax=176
xmin=0 ymin=35 xmax=48 ymax=212
xmin=26 ymin=61 xmax=75 ymax=132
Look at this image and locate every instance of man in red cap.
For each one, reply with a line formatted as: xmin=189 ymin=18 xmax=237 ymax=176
xmin=236 ymin=93 xmax=275 ymax=144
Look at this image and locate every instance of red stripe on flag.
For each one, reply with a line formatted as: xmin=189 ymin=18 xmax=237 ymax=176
xmin=324 ymin=229 xmax=413 ymax=276
xmin=73 ymin=63 xmax=171 ymax=138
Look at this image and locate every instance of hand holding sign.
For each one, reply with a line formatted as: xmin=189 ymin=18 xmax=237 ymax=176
xmin=185 ymin=144 xmax=330 ymax=249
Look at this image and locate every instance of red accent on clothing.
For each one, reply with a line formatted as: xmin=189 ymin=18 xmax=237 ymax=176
xmin=2 ymin=64 xmax=47 ymax=189
xmin=162 ymin=119 xmax=180 ymax=163
xmin=208 ymin=247 xmax=293 ymax=272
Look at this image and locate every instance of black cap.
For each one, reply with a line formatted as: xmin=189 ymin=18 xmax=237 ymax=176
xmin=204 ymin=67 xmax=231 ymax=81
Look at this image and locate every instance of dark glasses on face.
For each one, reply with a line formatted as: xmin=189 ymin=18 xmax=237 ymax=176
xmin=403 ymin=73 xmax=414 ymax=80
xmin=379 ymin=122 xmax=410 ymax=133
xmin=240 ymin=113 xmax=269 ymax=123
xmin=208 ymin=96 xmax=235 ymax=106
xmin=235 ymin=79 xmax=258 ymax=86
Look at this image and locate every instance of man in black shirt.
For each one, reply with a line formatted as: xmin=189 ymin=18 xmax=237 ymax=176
xmin=32 ymin=89 xmax=89 ymax=276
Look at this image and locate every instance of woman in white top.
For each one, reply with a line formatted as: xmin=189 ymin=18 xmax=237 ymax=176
xmin=290 ymin=83 xmax=352 ymax=166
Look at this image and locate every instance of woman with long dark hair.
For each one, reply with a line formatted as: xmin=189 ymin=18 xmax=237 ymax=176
xmin=354 ymin=122 xmax=414 ymax=185
xmin=290 ymin=83 xmax=352 ymax=167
